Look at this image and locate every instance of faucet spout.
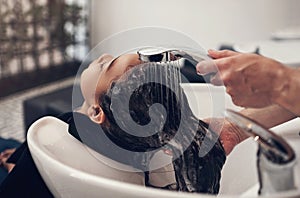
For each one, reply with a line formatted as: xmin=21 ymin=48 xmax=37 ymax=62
xmin=257 ymin=145 xmax=296 ymax=195
xmin=225 ymin=109 xmax=296 ymax=195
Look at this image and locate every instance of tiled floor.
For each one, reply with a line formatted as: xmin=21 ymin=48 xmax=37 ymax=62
xmin=0 ymin=77 xmax=75 ymax=142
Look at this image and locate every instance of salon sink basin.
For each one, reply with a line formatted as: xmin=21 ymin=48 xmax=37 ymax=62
xmin=27 ymin=84 xmax=300 ymax=198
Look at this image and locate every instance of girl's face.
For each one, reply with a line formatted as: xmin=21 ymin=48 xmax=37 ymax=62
xmin=80 ymin=53 xmax=142 ymax=106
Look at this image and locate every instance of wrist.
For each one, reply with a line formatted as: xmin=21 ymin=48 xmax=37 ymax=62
xmin=271 ymin=62 xmax=291 ymax=101
xmin=227 ymin=120 xmax=249 ymax=143
xmin=272 ymin=66 xmax=300 ymax=116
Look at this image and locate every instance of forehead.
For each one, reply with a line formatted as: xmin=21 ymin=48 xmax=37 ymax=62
xmin=94 ymin=53 xmax=141 ymax=99
xmin=106 ymin=54 xmax=140 ymax=71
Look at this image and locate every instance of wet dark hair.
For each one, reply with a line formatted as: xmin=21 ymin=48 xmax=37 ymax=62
xmin=99 ymin=62 xmax=226 ymax=194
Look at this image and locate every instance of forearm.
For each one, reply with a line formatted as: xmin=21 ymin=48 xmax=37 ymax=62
xmin=240 ymin=104 xmax=296 ymax=129
xmin=272 ymin=67 xmax=300 ymax=116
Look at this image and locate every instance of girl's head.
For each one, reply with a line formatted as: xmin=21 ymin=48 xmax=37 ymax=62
xmin=79 ymin=53 xmax=142 ymax=123
xmin=99 ymin=62 xmax=185 ymax=151
xmin=96 ymin=62 xmax=226 ymax=194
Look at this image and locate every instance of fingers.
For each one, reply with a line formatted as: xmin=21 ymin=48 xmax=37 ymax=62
xmin=196 ymin=60 xmax=225 ymax=86
xmin=197 ymin=49 xmax=239 ymax=74
xmin=210 ymin=73 xmax=223 ymax=86
xmin=196 ymin=50 xmax=238 ymax=77
xmin=1 ymin=148 xmax=16 ymax=156
xmin=3 ymin=163 xmax=15 ymax=173
xmin=0 ymin=153 xmax=9 ymax=166
xmin=196 ymin=60 xmax=217 ymax=75
xmin=207 ymin=49 xmax=239 ymax=59
xmin=0 ymin=149 xmax=16 ymax=173
xmin=0 ymin=148 xmax=16 ymax=164
xmin=0 ymin=157 xmax=15 ymax=172
xmin=196 ymin=60 xmax=224 ymax=85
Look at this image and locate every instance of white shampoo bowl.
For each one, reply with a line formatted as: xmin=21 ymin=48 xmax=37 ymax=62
xmin=27 ymin=84 xmax=300 ymax=198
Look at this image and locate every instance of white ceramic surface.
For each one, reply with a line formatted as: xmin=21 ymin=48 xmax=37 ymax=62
xmin=27 ymin=84 xmax=300 ymax=198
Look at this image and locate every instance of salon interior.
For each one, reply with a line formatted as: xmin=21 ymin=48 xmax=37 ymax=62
xmin=0 ymin=0 xmax=300 ymax=197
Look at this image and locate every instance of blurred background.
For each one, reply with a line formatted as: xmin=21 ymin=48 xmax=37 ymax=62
xmin=90 ymin=0 xmax=300 ymax=50
xmin=0 ymin=0 xmax=300 ymax=142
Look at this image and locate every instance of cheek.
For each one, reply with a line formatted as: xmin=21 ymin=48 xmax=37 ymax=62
xmin=81 ymin=70 xmax=98 ymax=102
xmin=80 ymin=78 xmax=91 ymax=102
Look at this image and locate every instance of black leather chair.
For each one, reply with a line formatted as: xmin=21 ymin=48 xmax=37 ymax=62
xmin=23 ymin=85 xmax=83 ymax=132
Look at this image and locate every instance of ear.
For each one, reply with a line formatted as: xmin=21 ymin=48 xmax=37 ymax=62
xmin=87 ymin=105 xmax=106 ymax=124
